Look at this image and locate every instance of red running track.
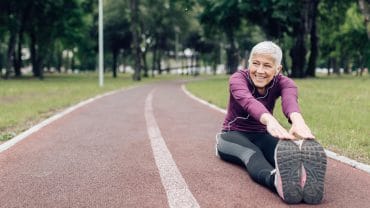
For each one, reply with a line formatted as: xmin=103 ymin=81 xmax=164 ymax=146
xmin=1 ymin=80 xmax=370 ymax=207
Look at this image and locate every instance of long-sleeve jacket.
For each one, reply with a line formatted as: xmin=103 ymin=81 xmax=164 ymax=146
xmin=222 ymin=69 xmax=300 ymax=132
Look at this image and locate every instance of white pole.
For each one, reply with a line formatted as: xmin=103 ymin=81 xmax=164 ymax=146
xmin=98 ymin=0 xmax=104 ymax=87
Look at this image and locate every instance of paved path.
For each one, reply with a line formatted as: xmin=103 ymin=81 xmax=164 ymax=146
xmin=1 ymin=80 xmax=370 ymax=207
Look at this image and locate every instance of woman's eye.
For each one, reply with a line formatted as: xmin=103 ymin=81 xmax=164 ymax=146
xmin=264 ymin=65 xmax=273 ymax=69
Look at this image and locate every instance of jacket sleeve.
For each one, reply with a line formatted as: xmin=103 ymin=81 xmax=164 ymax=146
xmin=229 ymin=72 xmax=270 ymax=121
xmin=280 ymin=76 xmax=301 ymax=119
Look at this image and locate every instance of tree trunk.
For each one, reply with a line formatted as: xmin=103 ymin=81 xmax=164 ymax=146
xmin=282 ymin=51 xmax=290 ymax=76
xmin=13 ymin=6 xmax=30 ymax=77
xmin=306 ymin=0 xmax=320 ymax=77
xmin=30 ymin=31 xmax=37 ymax=77
xmin=225 ymin=31 xmax=239 ymax=75
xmin=13 ymin=27 xmax=23 ymax=77
xmin=152 ymin=46 xmax=157 ymax=77
xmin=0 ymin=48 xmax=4 ymax=77
xmin=14 ymin=45 xmax=22 ymax=77
xmin=56 ymin=49 xmax=62 ymax=73
xmin=358 ymin=0 xmax=370 ymax=39
xmin=130 ymin=0 xmax=141 ymax=81
xmin=30 ymin=31 xmax=43 ymax=79
xmin=166 ymin=56 xmax=170 ymax=74
xmin=142 ymin=50 xmax=148 ymax=77
xmin=332 ymin=57 xmax=340 ymax=75
xmin=290 ymin=2 xmax=308 ymax=78
xmin=343 ymin=57 xmax=350 ymax=74
xmin=290 ymin=33 xmax=306 ymax=78
xmin=112 ymin=49 xmax=118 ymax=78
xmin=5 ymin=29 xmax=17 ymax=79
xmin=157 ymin=50 xmax=162 ymax=75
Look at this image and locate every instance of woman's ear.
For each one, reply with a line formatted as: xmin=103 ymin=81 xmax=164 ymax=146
xmin=275 ymin=65 xmax=282 ymax=75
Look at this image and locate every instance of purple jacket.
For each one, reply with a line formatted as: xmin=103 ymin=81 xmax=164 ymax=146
xmin=222 ymin=69 xmax=300 ymax=132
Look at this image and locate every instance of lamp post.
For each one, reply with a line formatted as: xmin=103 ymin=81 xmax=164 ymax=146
xmin=98 ymin=0 xmax=104 ymax=87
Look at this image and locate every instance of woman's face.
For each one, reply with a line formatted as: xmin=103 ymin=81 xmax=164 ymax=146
xmin=248 ymin=53 xmax=281 ymax=91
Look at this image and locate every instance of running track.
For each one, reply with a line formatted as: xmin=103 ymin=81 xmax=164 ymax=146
xmin=1 ymin=80 xmax=370 ymax=207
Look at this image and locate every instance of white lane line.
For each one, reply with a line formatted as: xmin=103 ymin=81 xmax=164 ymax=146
xmin=181 ymin=84 xmax=370 ymax=175
xmin=181 ymin=85 xmax=226 ymax=114
xmin=145 ymin=90 xmax=200 ymax=208
xmin=0 ymin=87 xmax=136 ymax=153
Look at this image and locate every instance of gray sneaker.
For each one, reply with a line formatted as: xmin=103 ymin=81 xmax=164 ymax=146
xmin=274 ymin=140 xmax=303 ymax=204
xmin=301 ymin=139 xmax=327 ymax=204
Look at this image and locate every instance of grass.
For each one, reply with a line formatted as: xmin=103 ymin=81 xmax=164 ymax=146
xmin=0 ymin=72 xmax=185 ymax=142
xmin=186 ymin=74 xmax=370 ymax=164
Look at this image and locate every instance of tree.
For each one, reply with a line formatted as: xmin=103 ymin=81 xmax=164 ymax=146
xmin=104 ymin=0 xmax=132 ymax=78
xmin=289 ymin=0 xmax=309 ymax=78
xmin=23 ymin=0 xmax=86 ymax=79
xmin=338 ymin=3 xmax=370 ymax=74
xmin=318 ymin=0 xmax=358 ymax=75
xmin=184 ymin=30 xmax=222 ymax=75
xmin=138 ymin=0 xmax=193 ymax=77
xmin=0 ymin=0 xmax=29 ymax=78
xmin=358 ymin=0 xmax=370 ymax=39
xmin=130 ymin=0 xmax=141 ymax=81
xmin=306 ymin=0 xmax=321 ymax=77
xmin=199 ymin=0 xmax=242 ymax=74
xmin=0 ymin=0 xmax=89 ymax=79
xmin=237 ymin=0 xmax=315 ymax=77
xmin=76 ymin=0 xmax=99 ymax=72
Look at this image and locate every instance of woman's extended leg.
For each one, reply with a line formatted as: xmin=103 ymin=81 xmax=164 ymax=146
xmin=248 ymin=132 xmax=278 ymax=166
xmin=216 ymin=131 xmax=276 ymax=191
xmin=216 ymin=131 xmax=304 ymax=204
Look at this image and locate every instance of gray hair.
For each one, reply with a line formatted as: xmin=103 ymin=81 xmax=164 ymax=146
xmin=248 ymin=41 xmax=282 ymax=66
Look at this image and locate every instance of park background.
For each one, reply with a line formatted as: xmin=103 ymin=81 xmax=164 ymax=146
xmin=0 ymin=0 xmax=369 ymax=164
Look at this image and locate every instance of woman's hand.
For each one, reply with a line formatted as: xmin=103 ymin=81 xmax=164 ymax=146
xmin=289 ymin=112 xmax=315 ymax=139
xmin=260 ymin=113 xmax=295 ymax=140
xmin=289 ymin=122 xmax=315 ymax=139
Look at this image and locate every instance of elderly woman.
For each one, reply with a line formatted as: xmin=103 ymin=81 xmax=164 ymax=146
xmin=216 ymin=41 xmax=327 ymax=204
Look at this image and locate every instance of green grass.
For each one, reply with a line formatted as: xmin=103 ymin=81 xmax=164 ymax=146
xmin=186 ymin=75 xmax=370 ymax=164
xmin=0 ymin=72 xmax=184 ymax=142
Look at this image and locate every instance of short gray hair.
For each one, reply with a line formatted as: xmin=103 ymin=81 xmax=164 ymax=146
xmin=248 ymin=41 xmax=282 ymax=66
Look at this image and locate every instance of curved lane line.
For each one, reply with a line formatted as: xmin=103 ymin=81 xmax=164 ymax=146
xmin=145 ymin=90 xmax=200 ymax=208
xmin=0 ymin=87 xmax=136 ymax=153
xmin=181 ymin=84 xmax=370 ymax=174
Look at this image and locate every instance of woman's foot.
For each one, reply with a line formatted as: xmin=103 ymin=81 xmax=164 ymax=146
xmin=301 ymin=139 xmax=327 ymax=204
xmin=274 ymin=140 xmax=303 ymax=204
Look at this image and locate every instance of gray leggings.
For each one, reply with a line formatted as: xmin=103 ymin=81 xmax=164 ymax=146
xmin=216 ymin=131 xmax=278 ymax=191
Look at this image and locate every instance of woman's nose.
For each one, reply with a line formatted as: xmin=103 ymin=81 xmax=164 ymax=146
xmin=256 ymin=65 xmax=264 ymax=73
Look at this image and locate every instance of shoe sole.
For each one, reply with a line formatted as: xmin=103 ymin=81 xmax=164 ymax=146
xmin=275 ymin=140 xmax=303 ymax=204
xmin=301 ymin=139 xmax=327 ymax=204
xmin=215 ymin=133 xmax=221 ymax=158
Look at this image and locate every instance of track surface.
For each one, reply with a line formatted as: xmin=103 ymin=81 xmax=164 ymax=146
xmin=1 ymin=80 xmax=370 ymax=207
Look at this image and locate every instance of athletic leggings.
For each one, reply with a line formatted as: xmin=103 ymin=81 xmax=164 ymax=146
xmin=216 ymin=131 xmax=278 ymax=192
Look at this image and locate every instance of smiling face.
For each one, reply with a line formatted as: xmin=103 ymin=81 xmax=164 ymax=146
xmin=248 ymin=53 xmax=281 ymax=93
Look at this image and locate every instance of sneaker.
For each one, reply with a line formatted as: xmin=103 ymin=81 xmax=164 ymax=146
xmin=215 ymin=133 xmax=221 ymax=158
xmin=274 ymin=140 xmax=303 ymax=204
xmin=301 ymin=139 xmax=327 ymax=204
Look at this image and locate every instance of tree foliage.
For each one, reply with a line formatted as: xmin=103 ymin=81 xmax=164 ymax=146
xmin=318 ymin=0 xmax=369 ymax=74
xmin=199 ymin=0 xmax=242 ymax=74
xmin=0 ymin=0 xmax=368 ymax=80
